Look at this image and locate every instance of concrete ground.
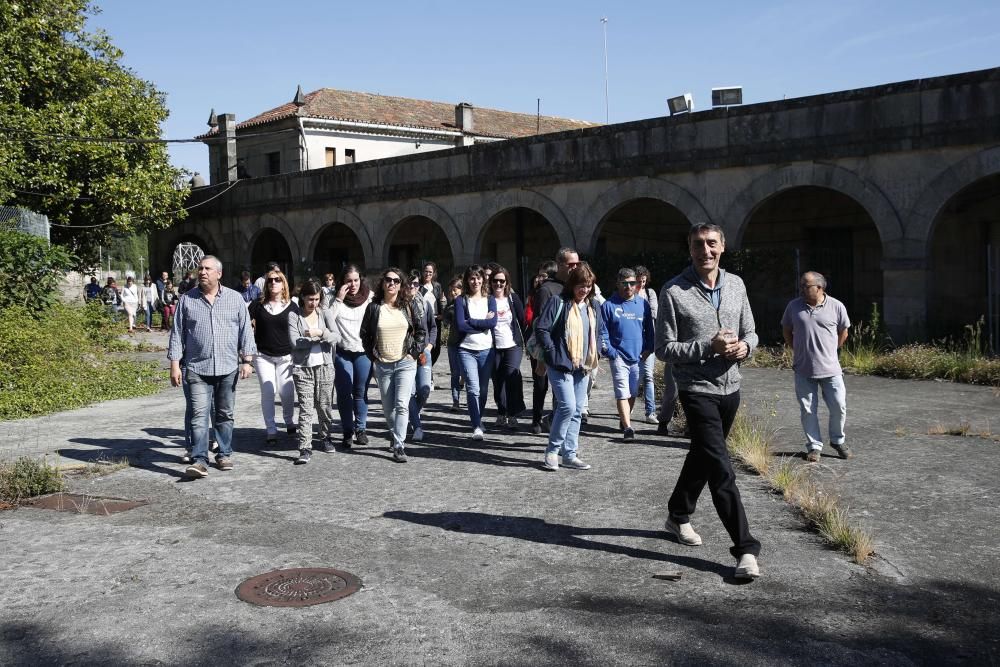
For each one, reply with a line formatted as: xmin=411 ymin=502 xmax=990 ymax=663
xmin=1 ymin=337 xmax=998 ymax=666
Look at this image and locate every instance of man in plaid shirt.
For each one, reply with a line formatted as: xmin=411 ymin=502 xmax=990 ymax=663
xmin=168 ymin=256 xmax=257 ymax=479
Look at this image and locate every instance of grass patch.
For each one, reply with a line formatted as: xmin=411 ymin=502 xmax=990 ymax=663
xmin=746 ymin=345 xmax=792 ymax=370
xmin=0 ymin=456 xmax=65 ymax=504
xmin=727 ymin=405 xmax=875 ymax=564
xmin=0 ymin=302 xmax=166 ymax=420
xmin=63 ymin=455 xmax=131 ymax=478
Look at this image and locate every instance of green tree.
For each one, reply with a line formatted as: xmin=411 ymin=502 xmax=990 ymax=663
xmin=0 ymin=0 xmax=187 ymax=269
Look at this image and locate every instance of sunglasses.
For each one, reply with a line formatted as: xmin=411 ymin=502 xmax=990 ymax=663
xmin=492 ymin=278 xmax=506 ymax=284
xmin=383 ymin=277 xmax=401 ymax=285
xmin=267 ymin=277 xmax=284 ymax=283
xmin=621 ymin=280 xmax=637 ymax=286
xmin=408 ymin=282 xmax=420 ymax=288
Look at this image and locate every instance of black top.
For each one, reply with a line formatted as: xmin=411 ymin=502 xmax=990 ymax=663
xmin=250 ymin=301 xmax=300 ymax=357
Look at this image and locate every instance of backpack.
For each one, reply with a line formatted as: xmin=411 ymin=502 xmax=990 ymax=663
xmin=525 ymin=298 xmax=564 ymax=361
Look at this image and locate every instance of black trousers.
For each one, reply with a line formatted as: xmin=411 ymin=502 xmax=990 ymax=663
xmin=530 ymin=358 xmax=549 ymax=424
xmin=493 ymin=346 xmax=526 ymax=417
xmin=668 ymin=390 xmax=761 ymax=558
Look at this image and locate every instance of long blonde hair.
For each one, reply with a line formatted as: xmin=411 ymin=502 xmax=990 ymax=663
xmin=259 ymin=270 xmax=290 ymax=303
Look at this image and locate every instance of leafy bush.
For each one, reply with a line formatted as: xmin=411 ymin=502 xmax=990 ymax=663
xmin=0 ymin=302 xmax=165 ymax=420
xmin=0 ymin=230 xmax=75 ymax=314
xmin=0 ymin=457 xmax=64 ymax=503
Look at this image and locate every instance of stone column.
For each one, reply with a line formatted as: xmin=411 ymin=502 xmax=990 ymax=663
xmin=218 ymin=114 xmax=238 ymax=183
xmin=882 ymin=255 xmax=928 ymax=342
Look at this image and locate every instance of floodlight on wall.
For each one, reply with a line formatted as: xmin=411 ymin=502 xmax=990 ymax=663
xmin=711 ymin=86 xmax=743 ymax=107
xmin=667 ymin=93 xmax=694 ymax=115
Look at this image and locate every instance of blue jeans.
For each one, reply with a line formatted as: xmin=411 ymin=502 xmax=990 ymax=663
xmin=408 ymin=355 xmax=433 ymax=429
xmin=374 ymin=357 xmax=417 ymax=449
xmin=181 ymin=366 xmax=216 ymax=449
xmin=447 ymin=345 xmax=462 ymax=406
xmin=546 ymin=367 xmax=589 ymax=459
xmin=794 ymin=373 xmax=847 ymax=450
xmin=334 ymin=349 xmax=371 ymax=436
xmin=458 ymin=347 xmax=494 ymax=429
xmin=185 ymin=370 xmax=238 ymax=464
xmin=641 ymin=354 xmax=656 ymax=416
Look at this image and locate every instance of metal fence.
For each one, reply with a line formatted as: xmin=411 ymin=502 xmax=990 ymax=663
xmin=989 ymin=244 xmax=999 ymax=354
xmin=0 ymin=206 xmax=50 ymax=241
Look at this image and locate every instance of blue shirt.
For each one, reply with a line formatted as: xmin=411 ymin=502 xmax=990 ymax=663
xmin=241 ymin=283 xmax=262 ymax=303
xmin=168 ymin=285 xmax=257 ymax=376
xmin=600 ymin=292 xmax=654 ymax=363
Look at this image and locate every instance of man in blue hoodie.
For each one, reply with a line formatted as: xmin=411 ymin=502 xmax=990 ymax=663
xmin=601 ymin=267 xmax=654 ymax=441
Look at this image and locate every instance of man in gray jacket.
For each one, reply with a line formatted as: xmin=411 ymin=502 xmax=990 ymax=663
xmin=655 ymin=223 xmax=762 ymax=580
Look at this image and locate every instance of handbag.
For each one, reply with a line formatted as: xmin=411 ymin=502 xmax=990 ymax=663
xmin=525 ymin=298 xmax=563 ymax=361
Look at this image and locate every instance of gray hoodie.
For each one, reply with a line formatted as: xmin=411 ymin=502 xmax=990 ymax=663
xmin=654 ymin=265 xmax=758 ymax=396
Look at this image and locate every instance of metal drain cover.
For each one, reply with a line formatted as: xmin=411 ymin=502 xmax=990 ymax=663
xmin=235 ymin=568 xmax=362 ymax=607
xmin=26 ymin=493 xmax=146 ymax=515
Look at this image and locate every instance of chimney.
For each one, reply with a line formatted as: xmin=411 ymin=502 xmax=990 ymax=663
xmin=455 ymin=102 xmax=474 ymax=133
xmin=455 ymin=102 xmax=474 ymax=147
xmin=218 ymin=113 xmax=238 ymax=183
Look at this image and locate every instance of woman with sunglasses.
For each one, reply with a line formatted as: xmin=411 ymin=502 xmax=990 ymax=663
xmin=330 ymin=264 xmax=373 ymax=448
xmin=455 ymin=264 xmax=498 ymax=440
xmin=360 ymin=268 xmax=426 ymax=462
xmin=534 ymin=262 xmax=606 ymax=471
xmin=489 ymin=266 xmax=527 ymax=428
xmin=406 ymin=270 xmax=437 ymax=442
xmin=288 ymin=280 xmax=340 ymax=464
xmin=249 ymin=269 xmax=299 ymax=442
xmin=441 ymin=277 xmax=464 ymax=412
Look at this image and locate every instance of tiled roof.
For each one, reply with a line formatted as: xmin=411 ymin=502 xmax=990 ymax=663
xmin=216 ymin=89 xmax=600 ymax=139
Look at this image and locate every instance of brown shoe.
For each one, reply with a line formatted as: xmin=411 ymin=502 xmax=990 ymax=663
xmin=185 ymin=462 xmax=209 ymax=478
xmin=805 ymin=449 xmax=821 ymax=463
xmin=831 ymin=444 xmax=853 ymax=459
xmin=215 ymin=456 xmax=233 ymax=471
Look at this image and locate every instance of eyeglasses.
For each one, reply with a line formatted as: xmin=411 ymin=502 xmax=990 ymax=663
xmin=564 ymin=262 xmax=580 ymax=268
xmin=621 ymin=280 xmax=637 ymax=286
xmin=383 ymin=277 xmax=401 ymax=285
xmin=800 ymin=284 xmax=821 ymax=289
xmin=409 ymin=282 xmax=420 ymax=288
xmin=267 ymin=277 xmax=284 ymax=283
xmin=492 ymin=278 xmax=506 ymax=284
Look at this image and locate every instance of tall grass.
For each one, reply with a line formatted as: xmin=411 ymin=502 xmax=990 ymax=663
xmin=727 ymin=404 xmax=875 ymax=564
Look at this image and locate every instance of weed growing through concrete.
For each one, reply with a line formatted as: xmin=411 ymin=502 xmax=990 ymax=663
xmin=728 ymin=405 xmax=875 ymax=564
xmin=68 ymin=454 xmax=131 ymax=479
xmin=0 ymin=456 xmax=64 ymax=504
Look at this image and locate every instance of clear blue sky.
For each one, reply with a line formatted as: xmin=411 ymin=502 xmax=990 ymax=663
xmin=90 ymin=0 xmax=999 ymax=177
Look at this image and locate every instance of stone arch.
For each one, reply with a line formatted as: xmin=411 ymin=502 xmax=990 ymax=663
xmin=473 ymin=188 xmax=576 ymax=255
xmin=725 ymin=163 xmax=903 ymax=250
xmin=154 ymin=222 xmax=222 ymax=280
xmin=583 ymin=176 xmax=712 ymax=253
xmin=383 ymin=199 xmax=462 ymax=268
xmin=908 ymin=146 xmax=1000 ymax=254
xmin=243 ymin=214 xmax=300 ymax=284
xmin=306 ymin=207 xmax=374 ymax=272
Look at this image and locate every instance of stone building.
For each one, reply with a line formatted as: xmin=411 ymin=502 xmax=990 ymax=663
xmin=153 ymin=68 xmax=1000 ymax=345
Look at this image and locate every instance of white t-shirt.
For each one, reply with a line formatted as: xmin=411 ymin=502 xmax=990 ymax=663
xmin=460 ymin=297 xmax=493 ymax=351
xmin=493 ymin=296 xmax=515 ymax=349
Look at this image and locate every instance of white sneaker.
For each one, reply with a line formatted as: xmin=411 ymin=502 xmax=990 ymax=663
xmin=542 ymin=452 xmax=559 ymax=471
xmin=664 ymin=517 xmax=703 ymax=546
xmin=645 ymin=413 xmax=659 ymax=425
xmin=735 ymin=553 xmax=760 ymax=579
xmin=472 ymin=427 xmax=484 ymax=441
xmin=412 ymin=427 xmax=424 ymax=442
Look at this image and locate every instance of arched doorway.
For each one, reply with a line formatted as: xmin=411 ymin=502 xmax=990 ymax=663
xmin=387 ymin=216 xmax=453 ymax=278
xmin=251 ymin=228 xmax=294 ymax=286
xmin=480 ymin=207 xmax=560 ymax=297
xmin=313 ymin=223 xmax=365 ymax=278
xmin=740 ymin=186 xmax=883 ymax=342
xmin=594 ymin=198 xmax=691 ymax=294
xmin=928 ymin=174 xmax=1000 ymax=346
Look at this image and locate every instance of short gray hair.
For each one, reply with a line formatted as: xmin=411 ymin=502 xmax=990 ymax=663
xmin=556 ymin=247 xmax=578 ymax=264
xmin=201 ymin=255 xmax=223 ymax=272
xmin=802 ymin=271 xmax=827 ymax=289
xmin=617 ymin=267 xmax=637 ymax=283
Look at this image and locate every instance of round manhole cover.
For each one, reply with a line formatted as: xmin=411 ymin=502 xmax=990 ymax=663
xmin=235 ymin=568 xmax=362 ymax=607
